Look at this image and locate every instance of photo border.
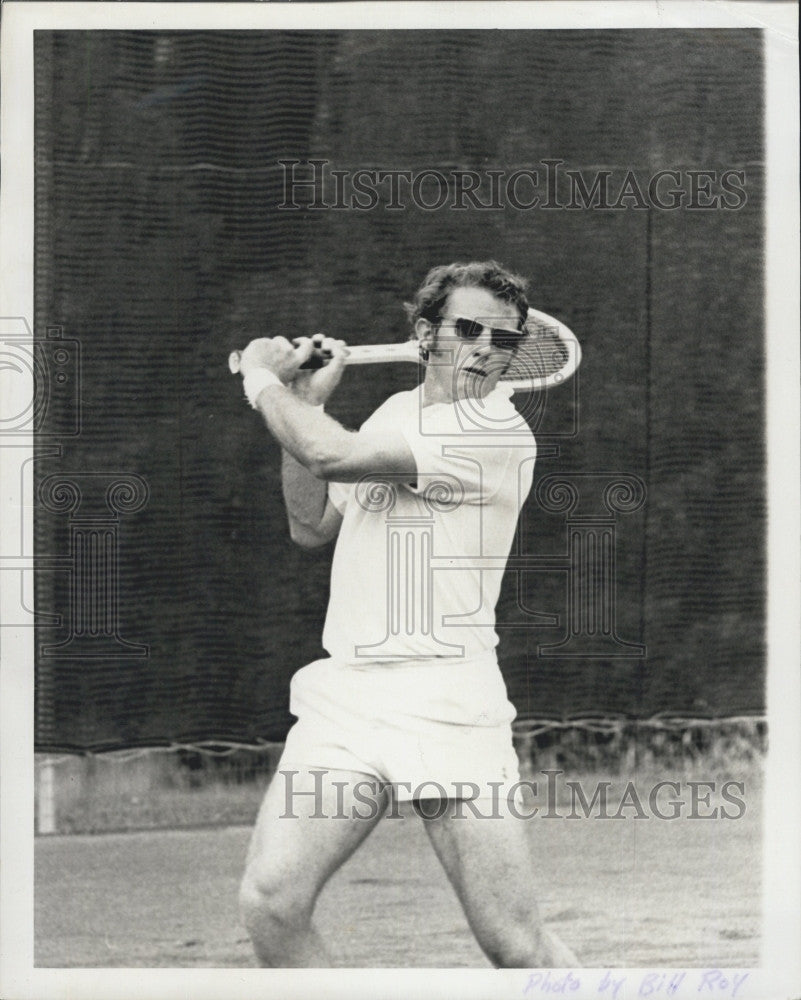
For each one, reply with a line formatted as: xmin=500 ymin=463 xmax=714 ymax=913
xmin=1 ymin=3 xmax=798 ymax=998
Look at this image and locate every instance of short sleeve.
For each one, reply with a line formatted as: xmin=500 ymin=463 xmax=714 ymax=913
xmin=398 ymin=404 xmax=523 ymax=504
xmin=327 ymin=480 xmax=352 ymax=515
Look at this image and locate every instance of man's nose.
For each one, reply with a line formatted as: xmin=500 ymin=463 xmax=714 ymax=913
xmin=473 ymin=325 xmax=493 ymax=351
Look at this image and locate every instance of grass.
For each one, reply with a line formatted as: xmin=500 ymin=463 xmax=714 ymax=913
xmin=36 ymin=748 xmax=280 ymax=834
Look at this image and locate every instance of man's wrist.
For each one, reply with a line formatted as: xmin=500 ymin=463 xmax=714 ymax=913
xmin=291 ymin=388 xmax=326 ymax=411
xmin=242 ymin=368 xmax=329 ymax=412
xmin=243 ymin=368 xmax=283 ymax=408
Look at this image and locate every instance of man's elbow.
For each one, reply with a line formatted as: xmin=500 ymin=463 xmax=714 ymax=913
xmin=306 ymin=455 xmax=348 ymax=482
xmin=301 ymin=432 xmax=362 ymax=482
xmin=288 ymin=521 xmax=332 ymax=550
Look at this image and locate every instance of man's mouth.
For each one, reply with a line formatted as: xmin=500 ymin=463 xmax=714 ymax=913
xmin=461 ymin=365 xmax=487 ymax=377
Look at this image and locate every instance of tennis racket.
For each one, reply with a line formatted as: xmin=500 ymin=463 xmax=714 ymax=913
xmin=228 ymin=307 xmax=581 ymax=392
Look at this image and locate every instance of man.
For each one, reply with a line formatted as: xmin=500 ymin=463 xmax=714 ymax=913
xmin=236 ymin=261 xmax=577 ymax=968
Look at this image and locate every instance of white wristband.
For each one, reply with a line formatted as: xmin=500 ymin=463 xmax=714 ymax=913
xmin=243 ymin=368 xmax=282 ymax=409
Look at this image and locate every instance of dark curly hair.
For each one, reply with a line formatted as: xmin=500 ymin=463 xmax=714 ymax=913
xmin=404 ymin=261 xmax=530 ymax=330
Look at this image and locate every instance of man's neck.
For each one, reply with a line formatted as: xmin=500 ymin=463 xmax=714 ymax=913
xmin=421 ymin=370 xmax=493 ymax=408
xmin=420 ymin=373 xmax=452 ymax=408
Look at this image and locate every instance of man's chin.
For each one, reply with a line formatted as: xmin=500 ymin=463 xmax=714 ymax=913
xmin=454 ymin=368 xmax=496 ymax=399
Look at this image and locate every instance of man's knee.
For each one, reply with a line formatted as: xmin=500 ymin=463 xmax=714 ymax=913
xmin=478 ymin=905 xmax=548 ymax=968
xmin=239 ymin=861 xmax=313 ymax=933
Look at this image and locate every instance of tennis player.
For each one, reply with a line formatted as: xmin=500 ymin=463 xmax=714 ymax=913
xmin=236 ymin=261 xmax=578 ymax=968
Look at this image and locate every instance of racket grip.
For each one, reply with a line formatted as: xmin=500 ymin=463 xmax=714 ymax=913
xmin=227 ymin=349 xmax=328 ymax=374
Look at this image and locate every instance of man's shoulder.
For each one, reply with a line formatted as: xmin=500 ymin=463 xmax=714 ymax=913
xmin=363 ymin=387 xmax=420 ymax=426
xmin=423 ymin=394 xmax=536 ymax=446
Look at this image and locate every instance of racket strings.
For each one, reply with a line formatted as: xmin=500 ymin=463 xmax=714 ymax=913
xmin=502 ymin=322 xmax=573 ymax=381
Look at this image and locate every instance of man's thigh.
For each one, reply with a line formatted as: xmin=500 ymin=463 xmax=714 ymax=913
xmin=421 ymin=804 xmax=541 ymax=931
xmin=244 ymin=764 xmax=388 ymax=900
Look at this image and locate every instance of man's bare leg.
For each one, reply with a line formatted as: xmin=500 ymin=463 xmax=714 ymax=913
xmin=239 ymin=767 xmax=387 ymax=966
xmin=422 ymin=799 xmax=579 ymax=968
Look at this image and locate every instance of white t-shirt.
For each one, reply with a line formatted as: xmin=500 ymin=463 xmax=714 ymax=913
xmin=323 ymin=384 xmax=536 ymax=663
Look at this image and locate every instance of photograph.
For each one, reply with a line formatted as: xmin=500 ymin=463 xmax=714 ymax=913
xmin=0 ymin=3 xmax=798 ymax=999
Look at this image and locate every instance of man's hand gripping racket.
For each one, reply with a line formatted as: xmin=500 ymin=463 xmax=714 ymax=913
xmin=228 ymin=308 xmax=581 ymax=393
xmin=235 ymin=334 xmax=348 ymax=406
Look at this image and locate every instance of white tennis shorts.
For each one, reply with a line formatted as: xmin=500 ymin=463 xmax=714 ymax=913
xmin=279 ymin=652 xmax=520 ymax=801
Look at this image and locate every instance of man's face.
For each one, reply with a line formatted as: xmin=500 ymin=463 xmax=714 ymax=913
xmin=424 ymin=285 xmax=523 ymax=400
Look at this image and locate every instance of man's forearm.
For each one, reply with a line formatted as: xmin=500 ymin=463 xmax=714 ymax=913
xmin=247 ymin=374 xmax=416 ymax=484
xmin=255 ymin=384 xmax=355 ymax=479
xmin=281 ymin=448 xmax=328 ymax=538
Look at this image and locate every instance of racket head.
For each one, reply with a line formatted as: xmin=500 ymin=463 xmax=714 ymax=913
xmin=428 ymin=308 xmax=580 ymax=391
xmin=500 ymin=308 xmax=581 ymax=391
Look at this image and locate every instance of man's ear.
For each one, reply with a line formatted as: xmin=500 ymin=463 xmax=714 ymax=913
xmin=415 ymin=317 xmax=436 ymax=354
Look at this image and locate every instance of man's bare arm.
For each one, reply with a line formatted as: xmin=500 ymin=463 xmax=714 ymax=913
xmin=281 ymin=448 xmax=342 ymax=548
xmin=239 ymin=335 xmax=416 ymax=484
xmin=256 ymin=386 xmax=414 ymax=482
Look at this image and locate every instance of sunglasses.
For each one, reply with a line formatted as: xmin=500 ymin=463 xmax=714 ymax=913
xmin=438 ymin=315 xmax=525 ymax=352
